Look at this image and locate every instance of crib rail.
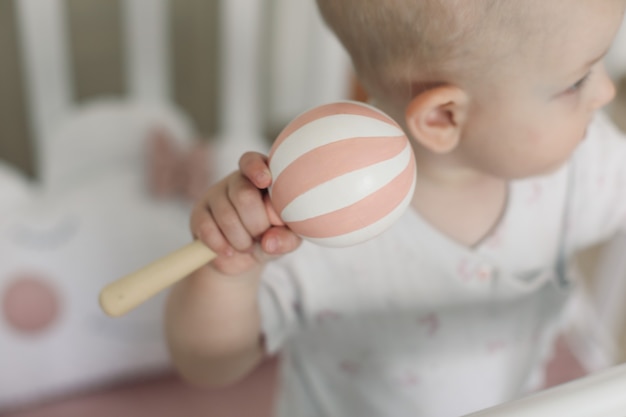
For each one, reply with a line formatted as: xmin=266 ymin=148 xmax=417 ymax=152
xmin=9 ymin=0 xmax=351 ymax=178
xmin=467 ymin=362 xmax=626 ymax=416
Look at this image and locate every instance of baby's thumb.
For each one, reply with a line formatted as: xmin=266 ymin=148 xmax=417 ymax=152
xmin=255 ymin=196 xmax=300 ymax=262
xmin=256 ymin=226 xmax=301 ymax=261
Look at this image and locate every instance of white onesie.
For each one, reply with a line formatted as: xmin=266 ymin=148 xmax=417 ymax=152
xmin=258 ymin=113 xmax=626 ymax=417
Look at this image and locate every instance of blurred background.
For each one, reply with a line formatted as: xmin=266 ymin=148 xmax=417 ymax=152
xmin=0 ymin=0 xmax=354 ymax=179
xmin=0 ymin=0 xmax=350 ymax=416
xmin=0 ymin=1 xmax=625 ymax=416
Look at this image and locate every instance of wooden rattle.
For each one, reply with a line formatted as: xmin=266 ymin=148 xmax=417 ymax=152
xmin=99 ymin=101 xmax=416 ymax=317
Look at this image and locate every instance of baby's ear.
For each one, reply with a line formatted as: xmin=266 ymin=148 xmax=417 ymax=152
xmin=404 ymin=85 xmax=469 ymax=154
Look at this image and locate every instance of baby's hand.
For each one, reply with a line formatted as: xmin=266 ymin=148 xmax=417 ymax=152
xmin=190 ymin=152 xmax=301 ymax=275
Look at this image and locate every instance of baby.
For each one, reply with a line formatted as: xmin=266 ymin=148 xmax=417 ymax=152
xmin=165 ymin=0 xmax=626 ymax=416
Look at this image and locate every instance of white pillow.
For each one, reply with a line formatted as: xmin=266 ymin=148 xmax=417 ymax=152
xmin=0 ymin=100 xmax=195 ymax=410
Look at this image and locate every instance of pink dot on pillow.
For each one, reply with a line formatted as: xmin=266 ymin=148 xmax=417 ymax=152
xmin=2 ymin=275 xmax=61 ymax=334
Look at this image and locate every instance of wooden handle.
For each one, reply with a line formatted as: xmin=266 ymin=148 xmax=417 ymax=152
xmin=99 ymin=240 xmax=216 ymax=317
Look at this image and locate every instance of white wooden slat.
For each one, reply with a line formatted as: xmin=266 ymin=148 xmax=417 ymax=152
xmin=121 ymin=0 xmax=171 ymax=103
xmin=306 ymin=5 xmax=351 ymax=106
xmin=219 ymin=0 xmax=264 ymax=136
xmin=212 ymin=0 xmax=268 ymax=177
xmin=268 ymin=0 xmax=350 ymax=126
xmin=268 ymin=0 xmax=314 ymax=125
xmin=606 ymin=16 xmax=626 ymax=80
xmin=15 ymin=0 xmax=74 ymax=168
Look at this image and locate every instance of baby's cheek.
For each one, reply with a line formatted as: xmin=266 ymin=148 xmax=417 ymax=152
xmin=1 ymin=274 xmax=61 ymax=334
xmin=520 ymin=124 xmax=548 ymax=146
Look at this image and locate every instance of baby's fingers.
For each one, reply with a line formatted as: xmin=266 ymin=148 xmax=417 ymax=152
xmin=227 ymin=176 xmax=271 ymax=245
xmin=190 ymin=196 xmax=234 ymax=257
xmin=239 ymin=152 xmax=271 ymax=189
xmin=209 ymin=187 xmax=256 ymax=253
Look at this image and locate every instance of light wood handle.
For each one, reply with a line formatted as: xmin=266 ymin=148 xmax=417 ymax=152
xmin=99 ymin=240 xmax=216 ymax=317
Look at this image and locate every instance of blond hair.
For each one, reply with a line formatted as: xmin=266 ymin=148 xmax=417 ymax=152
xmin=316 ymin=0 xmax=534 ymax=100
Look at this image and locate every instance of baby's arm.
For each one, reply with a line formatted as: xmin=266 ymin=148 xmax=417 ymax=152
xmin=165 ymin=152 xmax=301 ymax=387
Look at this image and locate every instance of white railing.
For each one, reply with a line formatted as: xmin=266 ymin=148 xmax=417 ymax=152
xmin=15 ymin=0 xmax=73 ymax=170
xmin=121 ymin=0 xmax=171 ymax=103
xmin=467 ymin=362 xmax=626 ymax=416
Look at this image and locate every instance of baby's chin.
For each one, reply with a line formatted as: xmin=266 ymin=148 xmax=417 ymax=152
xmin=537 ymin=129 xmax=589 ymax=176
xmin=537 ymin=149 xmax=582 ymax=177
xmin=504 ymin=156 xmax=572 ymax=180
xmin=581 ymin=127 xmax=589 ymax=141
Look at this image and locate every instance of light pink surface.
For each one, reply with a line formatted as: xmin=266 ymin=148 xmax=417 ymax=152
xmin=4 ymin=359 xmax=278 ymax=417
xmin=267 ymin=100 xmax=414 ymax=241
xmin=286 ymin=161 xmax=416 ymax=238
xmin=146 ymin=127 xmax=213 ymax=201
xmin=270 ymin=101 xmax=399 ymax=153
xmin=270 ymin=135 xmax=408 ymax=214
xmin=542 ymin=335 xmax=588 ymax=389
xmin=2 ymin=274 xmax=61 ymax=334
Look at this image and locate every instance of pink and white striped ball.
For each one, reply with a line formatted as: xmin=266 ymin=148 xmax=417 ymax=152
xmin=267 ymin=101 xmax=416 ymax=247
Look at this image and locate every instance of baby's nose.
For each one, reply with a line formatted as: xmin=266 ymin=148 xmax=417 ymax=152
xmin=592 ymin=64 xmax=616 ymax=110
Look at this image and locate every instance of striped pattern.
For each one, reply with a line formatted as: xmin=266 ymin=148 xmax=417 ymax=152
xmin=268 ymin=101 xmax=416 ymax=247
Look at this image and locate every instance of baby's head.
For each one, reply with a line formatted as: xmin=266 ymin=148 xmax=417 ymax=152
xmin=317 ymin=0 xmax=522 ymax=103
xmin=317 ymin=0 xmax=625 ymax=178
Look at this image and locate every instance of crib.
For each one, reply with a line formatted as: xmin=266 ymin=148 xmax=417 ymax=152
xmin=0 ymin=1 xmax=348 ymax=415
xmin=1 ymin=1 xmax=626 ymax=416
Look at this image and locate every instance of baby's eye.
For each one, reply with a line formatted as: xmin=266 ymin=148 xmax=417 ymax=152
xmin=564 ymin=71 xmax=592 ymax=94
